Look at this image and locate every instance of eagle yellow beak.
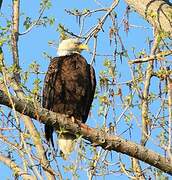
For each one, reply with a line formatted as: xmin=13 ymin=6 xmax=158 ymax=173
xmin=78 ymin=44 xmax=89 ymax=51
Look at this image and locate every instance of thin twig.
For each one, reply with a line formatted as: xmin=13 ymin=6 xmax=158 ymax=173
xmin=85 ymin=0 xmax=119 ymax=44
xmin=19 ymin=3 xmax=47 ymax=35
xmin=21 ymin=135 xmax=44 ymax=179
xmin=90 ymin=35 xmax=97 ymax=65
xmin=77 ymin=8 xmax=107 ymax=36
xmin=116 ymin=90 xmax=136 ymax=125
xmin=128 ymin=50 xmax=172 ymax=64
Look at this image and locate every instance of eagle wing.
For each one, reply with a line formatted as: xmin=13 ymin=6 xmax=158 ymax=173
xmin=42 ymin=58 xmax=59 ymax=146
xmin=82 ymin=64 xmax=96 ymax=123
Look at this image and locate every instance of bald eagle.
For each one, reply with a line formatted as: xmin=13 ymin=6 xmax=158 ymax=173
xmin=42 ymin=38 xmax=96 ymax=159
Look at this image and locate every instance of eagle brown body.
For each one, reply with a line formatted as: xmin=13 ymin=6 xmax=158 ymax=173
xmin=42 ymin=53 xmax=96 ymax=156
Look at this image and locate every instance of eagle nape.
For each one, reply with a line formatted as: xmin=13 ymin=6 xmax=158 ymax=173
xmin=42 ymin=38 xmax=96 ymax=159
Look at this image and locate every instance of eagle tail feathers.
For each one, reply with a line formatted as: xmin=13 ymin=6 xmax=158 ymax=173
xmin=58 ymin=133 xmax=76 ymax=160
xmin=45 ymin=124 xmax=55 ymax=148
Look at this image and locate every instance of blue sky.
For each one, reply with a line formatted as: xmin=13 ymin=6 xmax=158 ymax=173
xmin=0 ymin=0 xmax=171 ymax=179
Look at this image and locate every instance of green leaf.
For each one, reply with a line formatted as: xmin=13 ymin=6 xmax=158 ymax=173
xmin=23 ymin=17 xmax=32 ymax=30
xmin=49 ymin=17 xmax=55 ymax=26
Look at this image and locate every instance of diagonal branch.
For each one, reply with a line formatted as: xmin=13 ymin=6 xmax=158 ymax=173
xmin=85 ymin=0 xmax=119 ymax=43
xmin=19 ymin=2 xmax=47 ymax=36
xmin=0 ymin=154 xmax=36 ymax=179
xmin=0 ymin=90 xmax=172 ymax=175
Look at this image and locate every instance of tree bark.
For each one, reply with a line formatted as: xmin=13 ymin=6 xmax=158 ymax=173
xmin=0 ymin=90 xmax=172 ymax=175
xmin=11 ymin=0 xmax=20 ymax=82
xmin=125 ymin=0 xmax=172 ymax=37
xmin=0 ymin=155 xmax=36 ymax=179
xmin=0 ymin=47 xmax=56 ymax=179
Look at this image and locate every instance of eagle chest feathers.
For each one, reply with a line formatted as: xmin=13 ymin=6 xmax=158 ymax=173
xmin=58 ymin=56 xmax=88 ymax=101
xmin=42 ymin=53 xmax=96 ymax=158
xmin=46 ymin=54 xmax=92 ymax=121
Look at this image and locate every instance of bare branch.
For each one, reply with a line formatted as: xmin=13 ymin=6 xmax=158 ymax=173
xmin=11 ymin=0 xmax=20 ymax=82
xmin=0 ymin=134 xmax=22 ymax=152
xmin=0 ymin=154 xmax=36 ymax=179
xmin=85 ymin=0 xmax=119 ymax=43
xmin=0 ymin=91 xmax=172 ymax=175
xmin=90 ymin=35 xmax=97 ymax=65
xmin=77 ymin=8 xmax=107 ymax=36
xmin=128 ymin=50 xmax=172 ymax=64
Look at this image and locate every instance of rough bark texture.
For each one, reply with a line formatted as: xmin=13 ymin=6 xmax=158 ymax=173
xmin=125 ymin=0 xmax=172 ymax=37
xmin=0 ymin=90 xmax=172 ymax=175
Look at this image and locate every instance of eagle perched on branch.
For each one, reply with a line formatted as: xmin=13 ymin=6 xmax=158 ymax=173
xmin=42 ymin=38 xmax=96 ymax=159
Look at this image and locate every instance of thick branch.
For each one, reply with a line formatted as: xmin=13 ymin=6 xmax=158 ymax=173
xmin=0 ymin=154 xmax=35 ymax=179
xmin=0 ymin=91 xmax=172 ymax=175
xmin=125 ymin=0 xmax=172 ymax=37
xmin=11 ymin=0 xmax=20 ymax=82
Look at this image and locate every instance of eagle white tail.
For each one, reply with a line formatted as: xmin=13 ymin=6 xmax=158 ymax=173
xmin=58 ymin=133 xmax=76 ymax=160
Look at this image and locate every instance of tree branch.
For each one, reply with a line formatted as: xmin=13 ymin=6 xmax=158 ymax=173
xmin=140 ymin=35 xmax=159 ymax=146
xmin=128 ymin=50 xmax=172 ymax=64
xmin=167 ymin=77 xmax=172 ymax=161
xmin=125 ymin=0 xmax=172 ymax=37
xmin=0 ymin=154 xmax=36 ymax=179
xmin=0 ymin=47 xmax=55 ymax=179
xmin=11 ymin=0 xmax=20 ymax=82
xmin=19 ymin=2 xmax=47 ymax=36
xmin=0 ymin=91 xmax=172 ymax=175
xmin=85 ymin=0 xmax=119 ymax=43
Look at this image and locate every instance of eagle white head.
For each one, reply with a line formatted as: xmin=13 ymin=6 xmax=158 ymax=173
xmin=57 ymin=38 xmax=89 ymax=56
